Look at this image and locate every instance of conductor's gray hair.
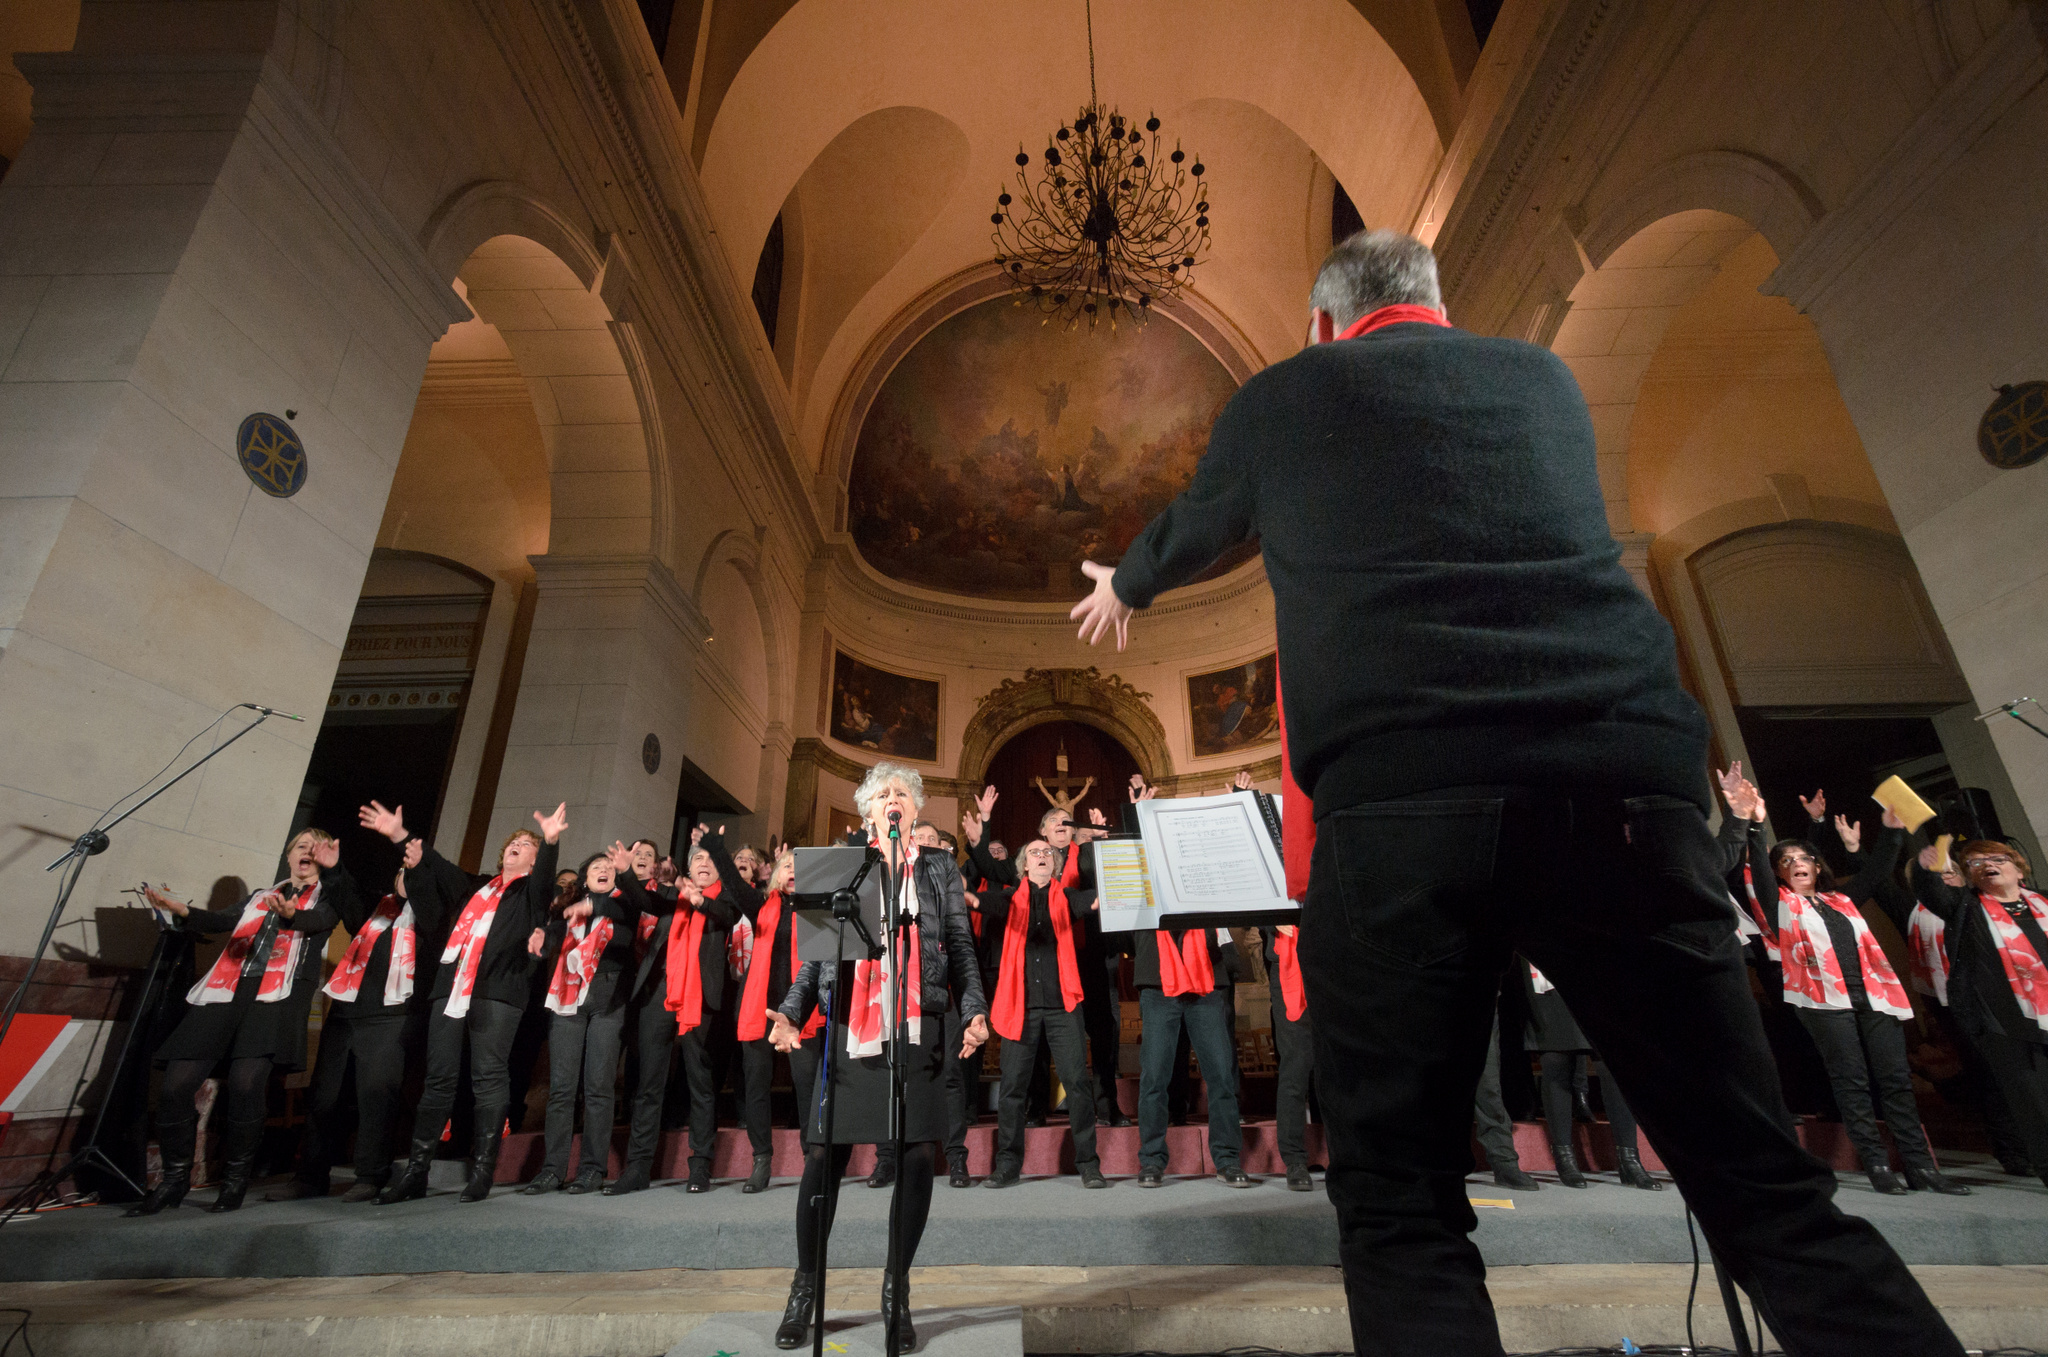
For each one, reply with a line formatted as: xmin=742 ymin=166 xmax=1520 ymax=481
xmin=854 ymin=761 xmax=927 ymax=818
xmin=1309 ymin=229 xmax=1442 ymax=329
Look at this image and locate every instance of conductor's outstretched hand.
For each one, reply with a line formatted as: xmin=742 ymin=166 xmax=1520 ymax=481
xmin=1071 ymin=561 xmax=1133 ymax=650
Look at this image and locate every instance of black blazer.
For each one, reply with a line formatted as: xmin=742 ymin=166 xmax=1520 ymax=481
xmin=780 ymin=848 xmax=988 ymax=1026
xmin=622 ymin=869 xmax=739 ymax=1008
xmin=407 ymin=841 xmax=559 ymax=1012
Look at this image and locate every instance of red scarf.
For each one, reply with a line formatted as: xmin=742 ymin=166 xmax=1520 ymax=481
xmin=846 ymin=840 xmax=923 ymax=1057
xmin=1270 ymin=669 xmax=1310 ymax=1020
xmin=1156 ymin=927 xmax=1217 ymax=997
xmin=439 ymin=874 xmax=513 ymax=1019
xmin=323 ymin=893 xmax=414 ymax=1006
xmin=1335 ymin=303 xmax=1451 ymax=341
xmin=992 ymin=879 xmax=1086 ymax=1040
xmin=545 ymin=892 xmax=618 ymax=1016
xmin=1980 ymin=889 xmax=2048 ymax=1031
xmin=187 ymin=883 xmax=314 ymax=1006
xmin=736 ymin=890 xmax=825 ymax=1041
xmin=1772 ymin=888 xmax=1913 ymax=1020
xmin=1271 ymin=927 xmax=1306 ymax=1021
xmin=664 ymin=878 xmax=718 ymax=1034
xmin=1905 ymin=904 xmax=1948 ymax=1003
xmin=1056 ymin=842 xmax=1082 ymax=888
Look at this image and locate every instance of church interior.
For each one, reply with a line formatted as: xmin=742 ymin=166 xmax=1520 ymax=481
xmin=0 ymin=0 xmax=2046 ymax=1352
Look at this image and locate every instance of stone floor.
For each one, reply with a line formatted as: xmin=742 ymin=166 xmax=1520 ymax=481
xmin=0 ymin=1263 xmax=2044 ymax=1356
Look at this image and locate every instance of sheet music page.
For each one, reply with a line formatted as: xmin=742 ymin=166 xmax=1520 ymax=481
xmin=1093 ymin=839 xmax=1158 ymax=932
xmin=1118 ymin=791 xmax=1292 ymax=927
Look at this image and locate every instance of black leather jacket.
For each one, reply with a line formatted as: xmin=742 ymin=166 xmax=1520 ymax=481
xmin=779 ymin=848 xmax=988 ymax=1027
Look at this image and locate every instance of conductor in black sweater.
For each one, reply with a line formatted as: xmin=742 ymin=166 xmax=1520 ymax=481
xmin=1070 ymin=229 xmax=1959 ymax=1357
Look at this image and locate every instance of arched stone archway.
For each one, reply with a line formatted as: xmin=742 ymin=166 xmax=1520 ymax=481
xmin=957 ymin=667 xmax=1174 ymax=787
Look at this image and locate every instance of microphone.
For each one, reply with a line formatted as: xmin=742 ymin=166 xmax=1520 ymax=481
xmin=888 ymin=808 xmax=901 ymax=838
xmin=241 ymin=703 xmax=307 ymax=722
xmin=1974 ymin=698 xmax=2032 ymax=722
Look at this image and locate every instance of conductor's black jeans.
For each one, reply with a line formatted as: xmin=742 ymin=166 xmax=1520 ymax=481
xmin=1301 ymin=784 xmax=1961 ymax=1357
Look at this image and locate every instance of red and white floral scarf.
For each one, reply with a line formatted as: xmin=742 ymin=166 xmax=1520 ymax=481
xmin=847 ymin=840 xmax=922 ymax=1058
xmin=545 ymin=893 xmax=618 ymax=1016
xmin=322 ymin=893 xmax=415 ymax=1007
xmin=439 ymin=875 xmax=512 ymax=1019
xmin=1904 ymin=904 xmax=1949 ymax=1004
xmin=1980 ymin=889 xmax=2048 ymax=1032
xmin=1773 ymin=888 xmax=1913 ymax=1020
xmin=187 ymin=882 xmax=316 ymax=1005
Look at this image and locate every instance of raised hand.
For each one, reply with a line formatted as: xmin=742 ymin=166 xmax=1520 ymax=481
xmin=534 ymin=802 xmax=569 ymax=844
xmin=1088 ymin=806 xmax=1108 ymax=827
xmin=1718 ymin=767 xmax=1765 ymax=823
xmin=312 ymin=836 xmax=341 ymax=870
xmin=1918 ymin=843 xmax=1945 ymax=872
xmin=142 ymin=884 xmax=189 ymax=917
xmin=360 ymin=800 xmax=407 ymax=843
xmin=1128 ymin=773 xmax=1147 ymax=803
xmin=1834 ymin=814 xmax=1862 ymax=854
xmin=1880 ymin=805 xmax=1906 ymax=831
xmin=960 ymin=1014 xmax=991 ymax=1057
xmin=402 ymin=837 xmax=424 ymax=870
xmin=976 ymin=785 xmax=999 ymax=819
xmin=766 ymin=1009 xmax=801 ymax=1053
xmin=690 ymin=824 xmax=707 ymax=847
xmin=1233 ymin=770 xmax=1254 ymax=791
xmin=1799 ymin=789 xmax=1826 ymax=821
xmin=1070 ymin=560 xmax=1133 ymax=650
xmin=961 ymin=808 xmax=983 ymax=846
xmin=606 ymin=840 xmax=633 ymax=872
xmin=678 ymin=881 xmax=704 ymax=907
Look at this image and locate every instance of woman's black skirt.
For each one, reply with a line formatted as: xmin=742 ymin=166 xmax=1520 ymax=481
xmin=802 ymin=963 xmax=948 ymax=1146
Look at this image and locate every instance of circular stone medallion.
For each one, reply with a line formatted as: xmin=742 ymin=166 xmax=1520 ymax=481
xmin=1978 ymin=381 xmax=2048 ymax=470
xmin=642 ymin=733 xmax=662 ymax=775
xmin=236 ymin=412 xmax=309 ymax=496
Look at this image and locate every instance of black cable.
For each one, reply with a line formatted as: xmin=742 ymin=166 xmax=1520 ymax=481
xmin=89 ymin=705 xmax=243 ymax=835
xmin=0 ymin=1307 xmax=32 ymax=1357
xmin=1684 ymin=1204 xmax=1702 ymax=1356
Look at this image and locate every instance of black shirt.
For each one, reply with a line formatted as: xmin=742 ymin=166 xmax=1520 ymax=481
xmin=1111 ymin=322 xmax=1710 ymax=816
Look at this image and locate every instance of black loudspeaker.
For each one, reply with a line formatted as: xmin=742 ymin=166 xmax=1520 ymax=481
xmin=1937 ymin=787 xmax=2003 ymax=843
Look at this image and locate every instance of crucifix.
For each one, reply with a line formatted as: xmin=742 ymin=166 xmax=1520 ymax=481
xmin=1033 ymin=740 xmax=1095 ymax=817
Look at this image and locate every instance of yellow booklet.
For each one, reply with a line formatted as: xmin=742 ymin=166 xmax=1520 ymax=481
xmin=1872 ymin=776 xmax=1937 ymax=833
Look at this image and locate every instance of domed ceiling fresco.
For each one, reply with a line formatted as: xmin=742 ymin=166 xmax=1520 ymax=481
xmin=847 ymin=297 xmax=1250 ymax=600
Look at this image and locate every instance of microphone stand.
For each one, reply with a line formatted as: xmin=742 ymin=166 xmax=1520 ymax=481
xmin=881 ymin=814 xmax=911 ymax=1357
xmin=811 ymin=848 xmax=881 ymax=1357
xmin=0 ymin=708 xmax=272 ymax=1087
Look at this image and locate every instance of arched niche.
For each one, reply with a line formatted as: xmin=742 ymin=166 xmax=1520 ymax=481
xmin=957 ymin=667 xmax=1174 ymax=787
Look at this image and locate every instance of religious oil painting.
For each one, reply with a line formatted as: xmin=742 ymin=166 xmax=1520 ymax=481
xmin=830 ymin=651 xmax=941 ymax=763
xmin=847 ymin=296 xmax=1247 ymax=600
xmin=1186 ymin=653 xmax=1280 ymax=758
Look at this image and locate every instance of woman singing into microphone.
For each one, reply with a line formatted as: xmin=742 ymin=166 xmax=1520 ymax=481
xmin=766 ymin=762 xmax=989 ymax=1353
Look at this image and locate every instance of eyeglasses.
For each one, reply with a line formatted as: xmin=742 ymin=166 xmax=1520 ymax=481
xmin=1964 ymin=856 xmax=2015 ymax=870
xmin=1778 ymin=853 xmax=1818 ymax=867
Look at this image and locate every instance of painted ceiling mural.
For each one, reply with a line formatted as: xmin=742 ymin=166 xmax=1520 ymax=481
xmin=847 ymin=298 xmax=1248 ymax=600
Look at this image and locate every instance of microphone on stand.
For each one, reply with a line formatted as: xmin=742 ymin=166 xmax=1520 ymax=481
xmin=887 ymin=809 xmax=902 ymax=838
xmin=240 ymin=703 xmax=307 ymax=722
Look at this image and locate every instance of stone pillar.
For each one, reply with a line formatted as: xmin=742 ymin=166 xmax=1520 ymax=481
xmin=488 ymin=553 xmax=706 ymax=865
xmin=0 ymin=50 xmax=464 ymax=959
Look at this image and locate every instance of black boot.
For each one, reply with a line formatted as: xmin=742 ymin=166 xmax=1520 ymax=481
xmin=1490 ymin=1158 xmax=1540 ymax=1191
xmin=207 ymin=1113 xmax=266 ymax=1213
xmin=775 ymin=1270 xmax=816 ymax=1349
xmin=1866 ymin=1165 xmax=1910 ymax=1195
xmin=1551 ymin=1144 xmax=1588 ymax=1188
xmin=377 ymin=1138 xmax=436 ymax=1204
xmin=1616 ymin=1147 xmax=1663 ymax=1191
xmin=126 ymin=1116 xmax=196 ymax=1217
xmin=744 ymin=1156 xmax=772 ymax=1194
xmin=883 ymin=1270 xmax=916 ymax=1352
xmin=459 ymin=1123 xmax=503 ymax=1203
xmin=1903 ymin=1166 xmax=1971 ymax=1196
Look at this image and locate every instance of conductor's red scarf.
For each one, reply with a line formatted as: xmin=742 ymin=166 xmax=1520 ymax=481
xmin=1335 ymin=304 xmax=1450 ymax=341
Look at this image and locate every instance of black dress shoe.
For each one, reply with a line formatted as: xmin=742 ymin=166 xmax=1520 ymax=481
xmin=982 ymin=1165 xmax=1020 ymax=1189
xmin=1025 ymin=1115 xmax=1048 ymax=1129
xmin=1216 ymin=1166 xmax=1255 ymax=1188
xmin=1285 ymin=1164 xmax=1313 ymax=1191
xmin=948 ymin=1162 xmax=973 ymax=1188
xmin=1490 ymin=1160 xmax=1540 ymax=1191
xmin=1904 ymin=1167 xmax=1971 ymax=1196
xmin=1996 ymin=1157 xmax=2032 ymax=1176
xmin=1867 ymin=1167 xmax=1911 ymax=1195
xmin=686 ymin=1161 xmax=712 ymax=1193
xmin=743 ymin=1159 xmax=772 ymax=1194
xmin=520 ymin=1171 xmax=565 ymax=1196
xmin=1080 ymin=1165 xmax=1108 ymax=1188
xmin=565 ymin=1169 xmax=604 ymax=1195
xmin=604 ymin=1162 xmax=651 ymax=1196
xmin=868 ymin=1160 xmax=896 ymax=1189
xmin=1138 ymin=1166 xmax=1164 ymax=1187
xmin=338 ymin=1178 xmax=383 ymax=1203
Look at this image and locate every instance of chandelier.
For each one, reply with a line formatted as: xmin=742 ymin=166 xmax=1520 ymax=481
xmin=990 ymin=0 xmax=1211 ymax=330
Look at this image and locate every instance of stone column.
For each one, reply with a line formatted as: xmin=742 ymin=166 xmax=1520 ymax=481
xmin=0 ymin=50 xmax=464 ymax=959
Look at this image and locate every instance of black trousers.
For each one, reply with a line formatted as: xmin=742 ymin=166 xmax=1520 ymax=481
xmin=1795 ymin=1005 xmax=1936 ymax=1172
xmin=297 ymin=1007 xmax=412 ymax=1185
xmin=1969 ymin=1027 xmax=2048 ymax=1175
xmin=408 ymin=998 xmax=522 ymax=1152
xmin=996 ymin=1004 xmax=1100 ymax=1171
xmin=1473 ymin=1023 xmax=1518 ymax=1168
xmin=678 ymin=1009 xmax=725 ymax=1167
xmin=1540 ymin=1051 xmax=1639 ymax=1153
xmin=943 ymin=1006 xmax=984 ymax=1166
xmin=1302 ymin=786 xmax=1959 ymax=1357
xmin=542 ymin=1003 xmax=626 ymax=1179
xmin=735 ymin=1030 xmax=824 ymax=1162
xmin=624 ymin=988 xmax=678 ymax=1170
xmin=1138 ymin=987 xmax=1242 ymax=1170
xmin=1270 ymin=976 xmax=1315 ymax=1169
xmin=1080 ymin=951 xmax=1123 ymax=1115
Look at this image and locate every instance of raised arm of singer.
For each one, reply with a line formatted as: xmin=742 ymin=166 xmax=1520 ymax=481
xmin=1086 ymin=230 xmax=1960 ymax=1357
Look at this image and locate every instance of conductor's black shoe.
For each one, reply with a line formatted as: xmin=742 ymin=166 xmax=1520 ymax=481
xmin=743 ymin=1159 xmax=772 ymax=1194
xmin=1867 ymin=1167 xmax=1911 ymax=1195
xmin=1080 ymin=1165 xmax=1109 ymax=1189
xmin=520 ymin=1171 xmax=564 ymax=1196
xmin=565 ymin=1169 xmax=603 ymax=1195
xmin=1285 ymin=1164 xmax=1313 ymax=1192
xmin=1490 ymin=1160 xmax=1540 ymax=1191
xmin=948 ymin=1160 xmax=973 ymax=1188
xmin=776 ymin=1271 xmax=816 ymax=1350
xmin=1215 ymin=1166 xmax=1255 ymax=1188
xmin=603 ymin=1163 xmax=651 ymax=1196
xmin=1905 ymin=1168 xmax=1971 ymax=1196
xmin=982 ymin=1165 xmax=1021 ymax=1189
xmin=686 ymin=1160 xmax=711 ymax=1193
xmin=868 ymin=1160 xmax=896 ymax=1189
xmin=1138 ymin=1166 xmax=1164 ymax=1188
